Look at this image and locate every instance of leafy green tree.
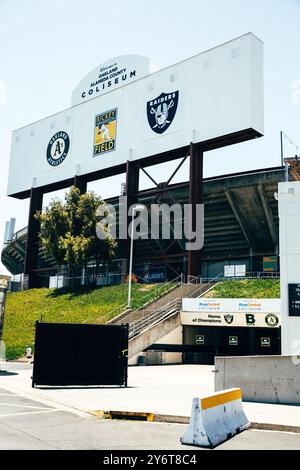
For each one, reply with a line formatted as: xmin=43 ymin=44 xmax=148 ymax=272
xmin=35 ymin=186 xmax=117 ymax=285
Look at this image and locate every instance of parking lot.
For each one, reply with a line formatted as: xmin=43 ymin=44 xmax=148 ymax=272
xmin=1 ymin=382 xmax=300 ymax=450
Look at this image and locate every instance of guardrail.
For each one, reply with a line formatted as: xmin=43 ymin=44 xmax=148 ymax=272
xmin=245 ymin=271 xmax=280 ymax=279
xmin=187 ymin=271 xmax=280 ymax=283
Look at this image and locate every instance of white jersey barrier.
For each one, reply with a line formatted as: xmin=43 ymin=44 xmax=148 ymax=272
xmin=180 ymin=388 xmax=249 ymax=448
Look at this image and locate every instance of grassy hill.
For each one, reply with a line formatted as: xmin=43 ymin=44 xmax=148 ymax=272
xmin=2 ymin=282 xmax=170 ymax=360
xmin=204 ymin=279 xmax=280 ymax=299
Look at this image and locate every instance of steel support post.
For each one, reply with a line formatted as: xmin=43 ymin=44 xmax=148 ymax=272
xmin=187 ymin=143 xmax=203 ymax=277
xmin=24 ymin=187 xmax=44 ymax=289
xmin=123 ymin=161 xmax=139 ymax=268
xmin=73 ymin=175 xmax=87 ymax=194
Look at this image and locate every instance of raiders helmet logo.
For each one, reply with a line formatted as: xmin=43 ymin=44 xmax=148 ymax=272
xmin=224 ymin=314 xmax=234 ymax=325
xmin=147 ymin=91 xmax=179 ymax=134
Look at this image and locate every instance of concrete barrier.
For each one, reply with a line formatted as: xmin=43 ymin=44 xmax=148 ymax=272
xmin=215 ymin=356 xmax=300 ymax=405
xmin=215 ymin=356 xmax=300 ymax=404
xmin=180 ymin=388 xmax=249 ymax=448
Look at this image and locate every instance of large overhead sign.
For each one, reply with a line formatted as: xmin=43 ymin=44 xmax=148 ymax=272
xmin=7 ymin=33 xmax=264 ymax=198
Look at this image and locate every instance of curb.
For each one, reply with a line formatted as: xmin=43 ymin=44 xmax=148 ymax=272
xmin=250 ymin=422 xmax=300 ymax=434
xmin=91 ymin=410 xmax=300 ymax=433
xmin=92 ymin=410 xmax=155 ymax=422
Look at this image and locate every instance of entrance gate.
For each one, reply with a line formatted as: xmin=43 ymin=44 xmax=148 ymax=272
xmin=32 ymin=322 xmax=128 ymax=387
xmin=183 ymin=326 xmax=281 ymax=365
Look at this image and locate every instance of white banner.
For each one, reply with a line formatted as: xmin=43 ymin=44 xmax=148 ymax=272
xmin=180 ymin=311 xmax=281 ymax=328
xmin=182 ymin=298 xmax=281 ymax=314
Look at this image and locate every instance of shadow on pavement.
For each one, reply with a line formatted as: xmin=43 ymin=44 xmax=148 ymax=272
xmin=0 ymin=371 xmax=19 ymax=376
xmin=33 ymin=385 xmax=136 ymax=390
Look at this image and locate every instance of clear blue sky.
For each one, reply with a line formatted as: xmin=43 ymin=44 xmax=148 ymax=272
xmin=0 ymin=0 xmax=299 ymax=274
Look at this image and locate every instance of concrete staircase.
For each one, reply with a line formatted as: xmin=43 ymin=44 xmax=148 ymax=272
xmin=110 ymin=277 xmax=219 ymax=359
xmin=109 ymin=280 xmax=202 ymax=325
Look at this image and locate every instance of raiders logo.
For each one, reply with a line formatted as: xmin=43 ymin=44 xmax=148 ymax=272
xmin=46 ymin=131 xmax=70 ymax=167
xmin=224 ymin=314 xmax=234 ymax=325
xmin=147 ymin=91 xmax=179 ymax=134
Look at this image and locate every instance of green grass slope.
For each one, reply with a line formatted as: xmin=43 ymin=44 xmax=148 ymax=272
xmin=3 ymin=283 xmax=169 ymax=360
xmin=204 ymin=279 xmax=280 ymax=299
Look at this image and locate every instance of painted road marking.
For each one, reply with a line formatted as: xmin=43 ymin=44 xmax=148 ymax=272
xmin=0 ymin=409 xmax=60 ymax=418
xmin=0 ymin=394 xmax=23 ymax=396
xmin=0 ymin=402 xmax=52 ymax=410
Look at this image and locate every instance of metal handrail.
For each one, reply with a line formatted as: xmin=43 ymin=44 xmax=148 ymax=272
xmin=244 ymin=271 xmax=280 ymax=279
xmin=101 ymin=274 xmax=184 ymax=325
xmin=187 ymin=272 xmax=280 ymax=283
xmin=128 ymin=297 xmax=182 ymax=340
xmin=127 ymin=273 xmax=184 ymax=316
xmin=187 ymin=273 xmax=223 ymax=284
xmin=83 ymin=302 xmax=130 ymax=325
xmin=128 ymin=275 xmax=221 ymax=340
xmin=185 ymin=273 xmax=223 ymax=298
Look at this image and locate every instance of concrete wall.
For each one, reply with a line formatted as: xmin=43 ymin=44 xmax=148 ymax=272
xmin=278 ymin=182 xmax=300 ymax=355
xmin=215 ymin=356 xmax=300 ymax=404
xmin=128 ymin=324 xmax=182 ymax=366
xmin=155 ymin=326 xmax=182 ymax=365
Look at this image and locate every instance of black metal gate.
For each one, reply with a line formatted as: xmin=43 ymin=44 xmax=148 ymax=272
xmin=32 ymin=322 xmax=128 ymax=387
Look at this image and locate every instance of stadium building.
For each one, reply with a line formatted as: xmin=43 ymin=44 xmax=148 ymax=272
xmin=2 ymin=34 xmax=285 ymax=363
xmin=2 ymin=166 xmax=282 ymax=283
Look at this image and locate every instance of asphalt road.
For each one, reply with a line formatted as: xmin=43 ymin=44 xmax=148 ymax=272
xmin=0 ymin=385 xmax=300 ymax=450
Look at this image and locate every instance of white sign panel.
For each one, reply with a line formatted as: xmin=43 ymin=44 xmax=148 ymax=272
xmin=182 ymin=298 xmax=281 ymax=314
xmin=224 ymin=266 xmax=235 ymax=277
xmin=235 ymin=265 xmax=246 ymax=277
xmin=71 ymin=55 xmax=151 ymax=106
xmin=7 ymin=33 xmax=264 ymax=197
xmin=224 ymin=265 xmax=246 ymax=277
xmin=180 ymin=311 xmax=281 ymax=328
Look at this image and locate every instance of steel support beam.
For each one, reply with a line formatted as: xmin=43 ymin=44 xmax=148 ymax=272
xmin=73 ymin=175 xmax=87 ymax=194
xmin=257 ymin=183 xmax=278 ymax=249
xmin=187 ymin=143 xmax=203 ymax=277
xmin=123 ymin=161 xmax=139 ymax=267
xmin=24 ymin=187 xmax=44 ymax=289
xmin=224 ymin=189 xmax=252 ymax=247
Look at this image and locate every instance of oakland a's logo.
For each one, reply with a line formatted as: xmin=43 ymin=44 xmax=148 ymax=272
xmin=265 ymin=314 xmax=279 ymax=328
xmin=147 ymin=91 xmax=179 ymax=134
xmin=46 ymin=131 xmax=70 ymax=167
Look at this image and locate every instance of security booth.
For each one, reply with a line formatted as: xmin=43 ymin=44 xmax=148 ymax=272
xmin=181 ymin=298 xmax=281 ymax=365
xmin=32 ymin=322 xmax=128 ymax=387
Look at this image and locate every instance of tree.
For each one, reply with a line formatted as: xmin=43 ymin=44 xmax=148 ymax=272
xmin=35 ymin=186 xmax=117 ymax=285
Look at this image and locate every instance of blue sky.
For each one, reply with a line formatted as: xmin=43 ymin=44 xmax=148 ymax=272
xmin=0 ymin=0 xmax=299 ymax=274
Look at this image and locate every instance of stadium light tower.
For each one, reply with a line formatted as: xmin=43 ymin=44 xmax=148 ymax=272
xmin=127 ymin=204 xmax=145 ymax=309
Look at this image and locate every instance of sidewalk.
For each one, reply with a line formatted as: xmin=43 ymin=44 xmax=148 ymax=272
xmin=1 ymin=363 xmax=300 ymax=431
